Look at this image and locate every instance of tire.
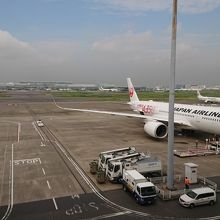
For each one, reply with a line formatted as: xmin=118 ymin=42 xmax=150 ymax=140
xmin=189 ymin=203 xmax=194 ymax=208
xmin=123 ymin=185 xmax=127 ymax=192
xmin=135 ymin=195 xmax=140 ymax=204
xmin=209 ymin=200 xmax=214 ymax=206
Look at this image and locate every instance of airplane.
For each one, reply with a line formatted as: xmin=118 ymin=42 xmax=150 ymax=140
xmin=54 ymin=78 xmax=220 ymax=139
xmin=197 ymin=90 xmax=220 ymax=104
xmin=99 ymin=86 xmax=119 ymax=92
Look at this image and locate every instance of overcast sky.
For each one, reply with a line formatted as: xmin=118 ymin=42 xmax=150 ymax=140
xmin=0 ymin=0 xmax=220 ymax=86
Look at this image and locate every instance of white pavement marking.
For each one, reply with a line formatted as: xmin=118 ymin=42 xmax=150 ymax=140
xmin=40 ymin=142 xmax=46 ymax=147
xmin=17 ymin=123 xmax=21 ymax=143
xmin=89 ymin=211 xmax=131 ymax=220
xmin=0 ymin=145 xmax=8 ymax=205
xmin=71 ymin=194 xmax=80 ymax=199
xmin=52 ymin=198 xmax=58 ymax=210
xmin=42 ymin=168 xmax=46 ymax=175
xmin=46 ymin=180 xmax=51 ymax=190
xmin=14 ymin=158 xmax=41 ymax=166
xmin=1 ymin=144 xmax=14 ymax=220
xmin=32 ymin=122 xmax=46 ymax=141
xmin=11 ymin=144 xmax=14 ymax=206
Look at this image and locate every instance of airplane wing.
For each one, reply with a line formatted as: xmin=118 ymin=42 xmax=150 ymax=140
xmin=54 ymin=101 xmax=191 ymax=127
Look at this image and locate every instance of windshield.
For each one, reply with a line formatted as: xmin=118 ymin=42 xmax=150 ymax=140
xmin=141 ymin=186 xmax=156 ymax=196
xmin=108 ymin=162 xmax=114 ymax=172
xmin=186 ymin=190 xmax=197 ymax=199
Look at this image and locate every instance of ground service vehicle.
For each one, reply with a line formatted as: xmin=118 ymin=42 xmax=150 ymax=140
xmin=96 ymin=152 xmax=140 ymax=183
xmin=107 ymin=153 xmax=162 ymax=182
xmin=98 ymin=146 xmax=136 ymax=171
xmin=36 ymin=120 xmax=44 ymax=127
xmin=122 ymin=170 xmax=157 ymax=205
xmin=179 ymin=187 xmax=216 ymax=208
xmin=106 ymin=152 xmax=144 ymax=181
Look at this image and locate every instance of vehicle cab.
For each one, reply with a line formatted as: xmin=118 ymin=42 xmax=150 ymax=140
xmin=134 ymin=182 xmax=157 ymax=204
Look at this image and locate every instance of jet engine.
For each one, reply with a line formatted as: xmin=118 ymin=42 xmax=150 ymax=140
xmin=144 ymin=121 xmax=167 ymax=139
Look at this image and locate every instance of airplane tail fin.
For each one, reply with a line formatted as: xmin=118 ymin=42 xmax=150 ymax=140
xmin=127 ymin=78 xmax=139 ymax=103
xmin=197 ymin=90 xmax=201 ymax=98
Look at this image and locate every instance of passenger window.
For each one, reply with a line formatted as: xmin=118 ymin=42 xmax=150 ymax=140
xmin=207 ymin=193 xmax=214 ymax=197
xmin=137 ymin=186 xmax=140 ymax=194
xmin=204 ymin=193 xmax=214 ymax=197
xmin=196 ymin=194 xmax=203 ymax=200
xmin=197 ymin=193 xmax=208 ymax=199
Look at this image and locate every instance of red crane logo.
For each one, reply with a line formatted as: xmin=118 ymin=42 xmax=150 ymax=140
xmin=129 ymin=87 xmax=134 ymax=97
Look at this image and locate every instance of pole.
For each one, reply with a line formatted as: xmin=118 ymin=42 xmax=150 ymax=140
xmin=167 ymin=0 xmax=177 ymax=190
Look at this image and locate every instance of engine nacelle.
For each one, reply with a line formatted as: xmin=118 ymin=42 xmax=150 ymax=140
xmin=144 ymin=121 xmax=167 ymax=139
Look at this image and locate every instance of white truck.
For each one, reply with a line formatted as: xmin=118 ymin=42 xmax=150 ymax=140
xmin=107 ymin=154 xmax=162 ymax=182
xmin=122 ymin=170 xmax=157 ymax=205
xmin=98 ymin=146 xmax=136 ymax=171
xmin=96 ymin=152 xmax=140 ymax=183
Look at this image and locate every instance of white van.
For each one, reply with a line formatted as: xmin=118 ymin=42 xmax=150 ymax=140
xmin=179 ymin=187 xmax=216 ymax=208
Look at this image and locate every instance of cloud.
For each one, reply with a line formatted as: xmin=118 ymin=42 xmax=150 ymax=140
xmin=92 ymin=0 xmax=170 ymax=12
xmin=0 ymin=29 xmax=80 ymax=64
xmin=0 ymin=28 xmax=219 ymax=86
xmin=180 ymin=0 xmax=220 ymax=14
xmin=34 ymin=41 xmax=80 ymax=64
xmin=0 ymin=30 xmax=34 ymax=59
xmin=92 ymin=31 xmax=153 ymax=53
xmin=91 ymin=0 xmax=220 ymax=14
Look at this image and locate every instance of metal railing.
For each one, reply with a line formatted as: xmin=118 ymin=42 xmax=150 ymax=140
xmin=150 ymin=175 xmax=218 ymax=200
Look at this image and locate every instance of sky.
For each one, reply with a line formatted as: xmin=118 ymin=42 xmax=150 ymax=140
xmin=0 ymin=0 xmax=220 ymax=87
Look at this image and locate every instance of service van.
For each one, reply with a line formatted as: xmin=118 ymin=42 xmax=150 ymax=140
xmin=179 ymin=187 xmax=216 ymax=208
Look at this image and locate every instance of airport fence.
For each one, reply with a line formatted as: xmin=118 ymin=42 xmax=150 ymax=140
xmin=197 ymin=176 xmax=217 ymax=191
xmin=150 ymin=175 xmax=218 ymax=200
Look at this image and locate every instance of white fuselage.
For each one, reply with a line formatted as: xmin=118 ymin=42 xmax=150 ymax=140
xmin=198 ymin=95 xmax=220 ymax=104
xmin=131 ymin=100 xmax=220 ymax=135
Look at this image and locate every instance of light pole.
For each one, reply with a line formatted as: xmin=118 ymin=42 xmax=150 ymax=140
xmin=167 ymin=0 xmax=178 ymax=190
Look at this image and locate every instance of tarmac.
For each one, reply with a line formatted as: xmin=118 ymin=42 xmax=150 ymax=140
xmin=0 ymin=91 xmax=220 ymax=219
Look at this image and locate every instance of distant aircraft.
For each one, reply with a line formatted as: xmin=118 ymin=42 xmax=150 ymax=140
xmin=197 ymin=90 xmax=220 ymax=104
xmin=54 ymin=78 xmax=220 ymax=139
xmin=99 ymin=86 xmax=119 ymax=92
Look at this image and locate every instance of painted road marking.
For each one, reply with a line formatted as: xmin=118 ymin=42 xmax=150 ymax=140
xmin=71 ymin=194 xmax=80 ymax=199
xmin=17 ymin=123 xmax=21 ymax=143
xmin=42 ymin=168 xmax=46 ymax=175
xmin=40 ymin=142 xmax=46 ymax=147
xmin=47 ymin=180 xmax=51 ymax=190
xmin=32 ymin=122 xmax=45 ymax=141
xmin=52 ymin=198 xmax=58 ymax=210
xmin=91 ymin=211 xmax=132 ymax=219
xmin=2 ymin=144 xmax=14 ymax=220
xmin=14 ymin=158 xmax=41 ymax=166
